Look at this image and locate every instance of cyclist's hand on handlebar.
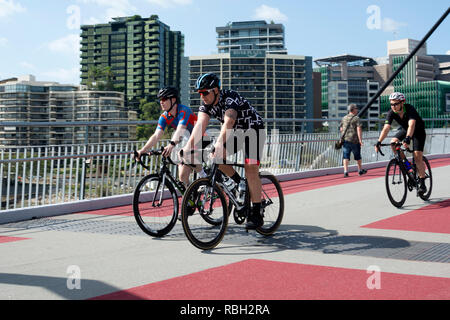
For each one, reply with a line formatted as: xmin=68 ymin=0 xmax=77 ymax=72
xmin=134 ymin=149 xmax=143 ymax=161
xmin=374 ymin=141 xmax=381 ymax=152
xmin=162 ymin=144 xmax=174 ymax=158
xmin=402 ymin=136 xmax=411 ymax=150
xmin=210 ymin=142 xmax=221 ymax=159
xmin=374 ymin=141 xmax=385 ymax=156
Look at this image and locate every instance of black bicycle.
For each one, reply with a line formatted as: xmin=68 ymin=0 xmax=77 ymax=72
xmin=378 ymin=142 xmax=432 ymax=208
xmin=180 ymin=150 xmax=284 ymax=250
xmin=132 ymin=148 xmax=190 ymax=237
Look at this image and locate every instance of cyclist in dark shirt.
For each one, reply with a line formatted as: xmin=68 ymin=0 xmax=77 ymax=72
xmin=181 ymin=73 xmax=266 ymax=229
xmin=375 ymin=92 xmax=427 ymax=193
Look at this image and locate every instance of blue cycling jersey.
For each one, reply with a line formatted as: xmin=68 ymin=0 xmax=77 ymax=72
xmin=157 ymin=104 xmax=197 ymax=133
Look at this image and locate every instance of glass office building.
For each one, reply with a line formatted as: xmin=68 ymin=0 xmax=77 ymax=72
xmin=189 ymin=50 xmax=313 ymax=133
xmin=380 ymin=81 xmax=450 ymax=127
xmin=314 ymin=55 xmax=380 ymax=130
xmin=80 ymin=15 xmax=184 ymax=109
xmin=379 ymin=46 xmax=450 ymax=127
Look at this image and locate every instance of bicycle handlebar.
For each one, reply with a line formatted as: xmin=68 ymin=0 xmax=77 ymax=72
xmin=375 ymin=141 xmax=413 ymax=157
xmin=133 ymin=146 xmax=177 ymax=169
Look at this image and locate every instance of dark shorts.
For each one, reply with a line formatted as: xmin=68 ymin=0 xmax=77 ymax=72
xmin=394 ymin=128 xmax=426 ymax=152
xmin=342 ymin=141 xmax=361 ymax=161
xmin=224 ymin=128 xmax=266 ymax=165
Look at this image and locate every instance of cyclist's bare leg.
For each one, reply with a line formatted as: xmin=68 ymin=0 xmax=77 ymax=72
xmin=390 ymin=137 xmax=406 ymax=161
xmin=413 ymin=151 xmax=426 ymax=178
xmin=245 ymin=164 xmax=261 ymax=203
xmin=178 ymin=163 xmax=193 ymax=187
xmin=218 ymin=164 xmax=236 ymax=177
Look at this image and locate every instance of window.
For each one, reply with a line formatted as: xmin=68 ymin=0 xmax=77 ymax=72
xmin=446 ymin=93 xmax=450 ymax=112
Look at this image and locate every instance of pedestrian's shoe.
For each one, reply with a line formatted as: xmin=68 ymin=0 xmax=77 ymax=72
xmin=418 ymin=178 xmax=427 ymax=194
xmin=359 ymin=169 xmax=367 ymax=176
xmin=343 ymin=172 xmax=349 ymax=178
xmin=245 ymin=213 xmax=264 ymax=230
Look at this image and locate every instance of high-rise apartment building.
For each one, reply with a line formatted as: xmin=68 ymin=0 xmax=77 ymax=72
xmin=216 ymin=21 xmax=287 ymax=54
xmin=0 ymin=75 xmax=136 ymax=147
xmin=189 ymin=51 xmax=313 ymax=133
xmin=80 ymin=15 xmax=184 ymax=109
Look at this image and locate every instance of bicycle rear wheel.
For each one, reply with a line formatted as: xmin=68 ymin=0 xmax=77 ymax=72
xmin=385 ymin=159 xmax=407 ymax=208
xmin=256 ymin=172 xmax=284 ymax=236
xmin=181 ymin=178 xmax=228 ymax=250
xmin=419 ymin=156 xmax=433 ymax=201
xmin=133 ymin=174 xmax=178 ymax=237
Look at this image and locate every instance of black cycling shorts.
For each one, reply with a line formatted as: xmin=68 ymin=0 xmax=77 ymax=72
xmin=394 ymin=128 xmax=426 ymax=152
xmin=223 ymin=128 xmax=266 ymax=165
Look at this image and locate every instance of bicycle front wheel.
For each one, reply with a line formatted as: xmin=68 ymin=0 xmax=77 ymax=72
xmin=133 ymin=174 xmax=178 ymax=237
xmin=181 ymin=178 xmax=228 ymax=250
xmin=385 ymin=159 xmax=407 ymax=208
xmin=419 ymin=156 xmax=433 ymax=201
xmin=257 ymin=172 xmax=284 ymax=236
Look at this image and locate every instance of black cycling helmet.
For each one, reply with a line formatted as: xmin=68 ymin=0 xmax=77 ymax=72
xmin=157 ymin=86 xmax=179 ymax=100
xmin=195 ymin=73 xmax=220 ymax=90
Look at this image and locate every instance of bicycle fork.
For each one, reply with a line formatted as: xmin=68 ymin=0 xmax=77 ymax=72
xmin=151 ymin=174 xmax=166 ymax=207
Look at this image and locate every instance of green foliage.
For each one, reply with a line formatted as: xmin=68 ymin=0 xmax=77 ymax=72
xmin=127 ymin=15 xmax=142 ymax=21
xmin=136 ymin=98 xmax=174 ymax=141
xmin=86 ymin=66 xmax=116 ymax=91
xmin=136 ymin=98 xmax=175 ymax=141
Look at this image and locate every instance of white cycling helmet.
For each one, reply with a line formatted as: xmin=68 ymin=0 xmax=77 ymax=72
xmin=389 ymin=92 xmax=405 ymax=101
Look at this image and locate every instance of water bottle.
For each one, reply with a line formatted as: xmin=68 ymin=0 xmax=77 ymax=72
xmin=222 ymin=176 xmax=235 ymax=190
xmin=403 ymin=158 xmax=412 ymax=172
xmin=237 ymin=178 xmax=247 ymax=204
xmin=198 ymin=169 xmax=207 ymax=178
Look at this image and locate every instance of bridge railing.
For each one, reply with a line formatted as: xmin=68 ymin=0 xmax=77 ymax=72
xmin=1 ymin=119 xmax=449 ymax=212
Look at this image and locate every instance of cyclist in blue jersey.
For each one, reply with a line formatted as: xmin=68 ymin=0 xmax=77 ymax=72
xmin=136 ymin=86 xmax=199 ymax=186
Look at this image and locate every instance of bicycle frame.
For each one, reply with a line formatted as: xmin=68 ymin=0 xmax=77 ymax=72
xmin=133 ymin=148 xmax=185 ymax=206
xmin=207 ymin=162 xmax=247 ymax=211
xmin=379 ymin=142 xmax=426 ymax=196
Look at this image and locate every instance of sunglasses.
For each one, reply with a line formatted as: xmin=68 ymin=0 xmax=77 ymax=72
xmin=390 ymin=102 xmax=402 ymax=107
xmin=198 ymin=89 xmax=214 ymax=96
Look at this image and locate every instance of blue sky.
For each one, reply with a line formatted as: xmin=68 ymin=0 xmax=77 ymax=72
xmin=0 ymin=0 xmax=449 ymax=85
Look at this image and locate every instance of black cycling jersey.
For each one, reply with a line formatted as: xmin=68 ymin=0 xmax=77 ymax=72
xmin=385 ymin=103 xmax=426 ymax=136
xmin=198 ymin=89 xmax=264 ymax=130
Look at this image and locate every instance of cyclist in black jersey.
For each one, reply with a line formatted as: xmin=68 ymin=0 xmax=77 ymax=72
xmin=375 ymin=92 xmax=427 ymax=194
xmin=180 ymin=73 xmax=266 ymax=229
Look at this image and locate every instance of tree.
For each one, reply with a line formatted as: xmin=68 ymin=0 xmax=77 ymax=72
xmin=137 ymin=98 xmax=169 ymax=140
xmin=86 ymin=66 xmax=115 ymax=91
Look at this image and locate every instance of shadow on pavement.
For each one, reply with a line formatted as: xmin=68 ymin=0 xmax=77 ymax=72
xmin=0 ymin=273 xmax=143 ymax=300
xmin=206 ymin=224 xmax=411 ymax=256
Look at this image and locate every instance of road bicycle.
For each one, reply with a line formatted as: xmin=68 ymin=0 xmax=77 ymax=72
xmin=132 ymin=148 xmax=192 ymax=237
xmin=377 ymin=142 xmax=432 ymax=208
xmin=180 ymin=148 xmax=284 ymax=250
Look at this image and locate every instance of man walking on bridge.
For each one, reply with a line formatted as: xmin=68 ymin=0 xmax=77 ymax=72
xmin=340 ymin=103 xmax=367 ymax=178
